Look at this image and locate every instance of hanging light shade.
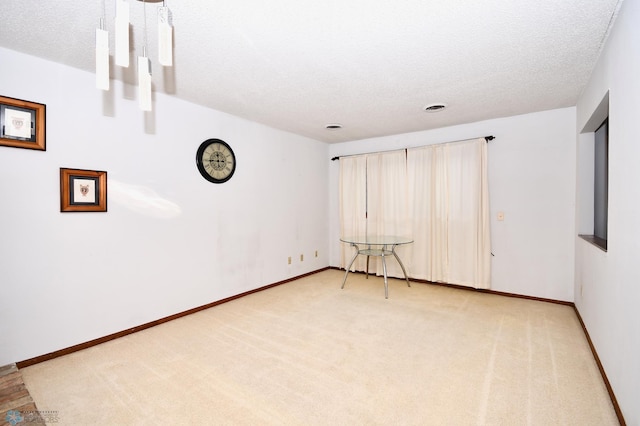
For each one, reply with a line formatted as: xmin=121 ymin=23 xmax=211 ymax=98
xmin=95 ymin=19 xmax=110 ymax=90
xmin=138 ymin=53 xmax=152 ymax=111
xmin=158 ymin=6 xmax=173 ymax=66
xmin=114 ymin=0 xmax=130 ymax=67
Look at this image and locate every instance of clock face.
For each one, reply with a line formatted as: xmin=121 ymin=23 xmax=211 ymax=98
xmin=196 ymin=139 xmax=236 ymax=183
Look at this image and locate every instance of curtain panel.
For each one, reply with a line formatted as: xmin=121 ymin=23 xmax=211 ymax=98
xmin=366 ymin=150 xmax=409 ymax=278
xmin=406 ymin=138 xmax=491 ymax=288
xmin=339 ymin=154 xmax=368 ymax=272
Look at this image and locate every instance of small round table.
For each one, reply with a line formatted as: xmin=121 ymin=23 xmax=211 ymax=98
xmin=340 ymin=236 xmax=413 ymax=299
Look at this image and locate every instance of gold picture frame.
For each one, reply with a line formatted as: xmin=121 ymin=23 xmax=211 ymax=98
xmin=0 ymin=95 xmax=46 ymax=151
xmin=60 ymin=168 xmax=108 ymax=212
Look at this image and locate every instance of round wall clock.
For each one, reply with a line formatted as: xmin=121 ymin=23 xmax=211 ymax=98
xmin=196 ymin=138 xmax=236 ymax=183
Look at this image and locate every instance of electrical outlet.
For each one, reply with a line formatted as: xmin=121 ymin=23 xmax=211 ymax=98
xmin=288 ymin=256 xmax=292 ymax=265
xmin=300 ymin=254 xmax=304 ymax=262
xmin=315 ymin=250 xmax=318 ymax=257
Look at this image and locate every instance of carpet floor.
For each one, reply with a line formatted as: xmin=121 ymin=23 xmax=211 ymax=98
xmin=20 ymin=269 xmax=618 ymax=425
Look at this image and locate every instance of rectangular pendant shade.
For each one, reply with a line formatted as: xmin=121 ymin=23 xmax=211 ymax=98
xmin=158 ymin=7 xmax=173 ymax=66
xmin=95 ymin=28 xmax=110 ymax=90
xmin=138 ymin=56 xmax=152 ymax=111
xmin=115 ymin=0 xmax=130 ymax=67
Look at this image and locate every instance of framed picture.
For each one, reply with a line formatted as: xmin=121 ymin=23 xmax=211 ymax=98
xmin=60 ymin=168 xmax=107 ymax=212
xmin=0 ymin=95 xmax=46 ymax=151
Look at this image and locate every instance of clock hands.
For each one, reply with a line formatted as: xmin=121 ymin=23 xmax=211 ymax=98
xmin=206 ymin=152 xmax=228 ymax=171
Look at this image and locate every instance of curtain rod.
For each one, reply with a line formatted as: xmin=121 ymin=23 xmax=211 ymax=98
xmin=330 ymin=135 xmax=495 ymax=161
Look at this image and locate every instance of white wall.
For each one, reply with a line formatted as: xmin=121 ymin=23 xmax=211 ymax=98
xmin=0 ymin=48 xmax=329 ymax=366
xmin=329 ymin=107 xmax=577 ymax=302
xmin=575 ymin=0 xmax=640 ymax=423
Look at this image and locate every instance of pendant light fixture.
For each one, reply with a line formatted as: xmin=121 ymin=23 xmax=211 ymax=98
xmin=95 ymin=12 xmax=110 ymax=90
xmin=95 ymin=0 xmax=174 ymax=112
xmin=114 ymin=0 xmax=130 ymax=68
xmin=158 ymin=5 xmax=173 ymax=66
xmin=138 ymin=0 xmax=152 ymax=111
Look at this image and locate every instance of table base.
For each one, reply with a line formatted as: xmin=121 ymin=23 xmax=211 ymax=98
xmin=341 ymin=244 xmax=411 ymax=299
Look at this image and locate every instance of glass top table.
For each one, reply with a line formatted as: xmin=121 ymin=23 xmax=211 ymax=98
xmin=339 ymin=235 xmax=413 ymax=299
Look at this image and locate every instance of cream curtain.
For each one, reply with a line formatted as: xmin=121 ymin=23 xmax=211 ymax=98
xmin=406 ymin=138 xmax=491 ymax=288
xmin=366 ymin=150 xmax=409 ymax=277
xmin=339 ymin=155 xmax=368 ymax=272
xmin=338 ymin=137 xmax=491 ymax=289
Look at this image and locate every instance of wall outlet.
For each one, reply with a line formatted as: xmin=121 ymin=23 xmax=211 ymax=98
xmin=300 ymin=254 xmax=304 ymax=262
xmin=288 ymin=256 xmax=292 ymax=265
xmin=315 ymin=250 xmax=318 ymax=257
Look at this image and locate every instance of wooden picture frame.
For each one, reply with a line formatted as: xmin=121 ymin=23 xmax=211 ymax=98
xmin=60 ymin=168 xmax=108 ymax=212
xmin=0 ymin=95 xmax=46 ymax=151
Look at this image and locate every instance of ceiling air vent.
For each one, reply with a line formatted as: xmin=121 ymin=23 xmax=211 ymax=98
xmin=423 ymin=103 xmax=447 ymax=112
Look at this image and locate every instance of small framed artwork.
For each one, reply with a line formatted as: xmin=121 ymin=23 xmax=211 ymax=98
xmin=0 ymin=95 xmax=46 ymax=151
xmin=60 ymin=168 xmax=107 ymax=212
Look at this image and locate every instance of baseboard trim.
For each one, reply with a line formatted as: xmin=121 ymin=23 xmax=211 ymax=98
xmin=330 ymin=266 xmax=573 ymax=306
xmin=16 ymin=267 xmax=329 ymax=369
xmin=572 ymin=306 xmax=626 ymax=426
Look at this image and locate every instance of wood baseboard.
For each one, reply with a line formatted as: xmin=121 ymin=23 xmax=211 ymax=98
xmin=331 ymin=266 xmax=574 ymax=305
xmin=16 ymin=267 xmax=329 ymax=369
xmin=572 ymin=306 xmax=626 ymax=426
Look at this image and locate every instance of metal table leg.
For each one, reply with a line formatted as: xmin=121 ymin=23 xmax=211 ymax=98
xmin=365 ymin=254 xmax=370 ymax=279
xmin=392 ymin=245 xmax=411 ymax=287
xmin=381 ymin=250 xmax=388 ymax=299
xmin=341 ymin=244 xmax=360 ymax=289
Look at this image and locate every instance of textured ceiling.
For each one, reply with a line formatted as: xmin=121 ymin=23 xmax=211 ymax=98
xmin=0 ymin=0 xmax=622 ymax=143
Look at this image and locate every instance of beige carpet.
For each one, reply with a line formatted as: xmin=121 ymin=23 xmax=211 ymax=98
xmin=21 ymin=269 xmax=618 ymax=425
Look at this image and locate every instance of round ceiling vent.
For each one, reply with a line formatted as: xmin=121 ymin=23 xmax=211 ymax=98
xmin=423 ymin=103 xmax=447 ymax=112
xmin=325 ymin=123 xmax=343 ymax=130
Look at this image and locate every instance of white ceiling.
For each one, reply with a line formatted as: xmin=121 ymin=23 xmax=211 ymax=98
xmin=0 ymin=0 xmax=622 ymax=143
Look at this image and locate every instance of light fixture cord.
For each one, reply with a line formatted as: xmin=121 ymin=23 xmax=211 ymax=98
xmin=99 ymin=0 xmax=106 ymax=29
xmin=143 ymin=0 xmax=148 ymax=57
